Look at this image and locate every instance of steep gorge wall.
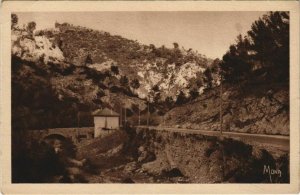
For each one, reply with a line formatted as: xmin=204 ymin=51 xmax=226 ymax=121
xmin=131 ymin=128 xmax=289 ymax=183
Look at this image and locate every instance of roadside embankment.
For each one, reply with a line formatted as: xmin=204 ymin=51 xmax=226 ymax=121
xmin=68 ymin=127 xmax=289 ymax=183
xmin=128 ymin=127 xmax=289 ymax=183
xmin=164 ymin=83 xmax=289 ymax=136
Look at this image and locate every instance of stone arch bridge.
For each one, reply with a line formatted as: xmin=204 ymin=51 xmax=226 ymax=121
xmin=26 ymin=127 xmax=94 ymax=144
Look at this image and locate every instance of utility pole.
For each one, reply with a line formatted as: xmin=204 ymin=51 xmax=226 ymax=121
xmin=219 ymin=66 xmax=226 ymax=182
xmin=220 ymin=73 xmax=223 ymax=135
xmin=77 ymin=112 xmax=80 ymax=128
xmin=120 ymin=106 xmax=122 ymax=127
xmin=77 ymin=112 xmax=80 ymax=142
xmin=138 ymin=103 xmax=141 ymax=126
xmin=147 ymin=95 xmax=150 ymax=127
xmin=124 ymin=107 xmax=127 ymax=126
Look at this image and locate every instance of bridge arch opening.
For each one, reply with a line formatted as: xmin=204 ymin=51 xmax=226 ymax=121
xmin=43 ymin=134 xmax=67 ymax=142
xmin=42 ymin=133 xmax=76 ymax=157
xmin=42 ymin=134 xmax=68 ymax=154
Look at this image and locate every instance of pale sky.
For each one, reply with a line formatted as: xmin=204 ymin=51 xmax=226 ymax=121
xmin=15 ymin=12 xmax=266 ymax=59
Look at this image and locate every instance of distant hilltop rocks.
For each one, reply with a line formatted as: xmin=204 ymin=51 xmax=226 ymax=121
xmin=12 ymin=29 xmax=65 ymax=65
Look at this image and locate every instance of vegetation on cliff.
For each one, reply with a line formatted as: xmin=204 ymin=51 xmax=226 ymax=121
xmin=164 ymin=11 xmax=289 ymax=135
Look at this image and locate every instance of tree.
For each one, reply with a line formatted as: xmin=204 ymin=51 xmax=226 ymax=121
xmin=26 ymin=21 xmax=36 ymax=35
xmin=159 ymin=45 xmax=168 ymax=58
xmin=203 ymin=68 xmax=213 ymax=89
xmin=149 ymin=44 xmax=156 ymax=50
xmin=210 ymin=58 xmax=221 ymax=73
xmin=175 ymin=91 xmax=187 ymax=105
xmin=85 ymin=54 xmax=93 ymax=66
xmin=247 ymin=11 xmax=289 ymax=80
xmin=153 ymin=92 xmax=161 ymax=104
xmin=194 ymin=73 xmax=204 ymax=88
xmin=111 ymin=65 xmax=119 ymax=75
xmin=120 ymin=76 xmax=129 ymax=87
xmin=152 ymin=84 xmax=159 ymax=92
xmin=165 ymin=96 xmax=174 ymax=108
xmin=170 ymin=42 xmax=183 ymax=66
xmin=189 ymin=87 xmax=199 ymax=100
xmin=220 ymin=12 xmax=289 ymax=83
xmin=220 ymin=35 xmax=252 ymax=83
xmin=11 ymin=14 xmax=18 ymax=30
xmin=149 ymin=84 xmax=160 ymax=103
xmin=130 ymin=78 xmax=140 ymax=89
xmin=173 ymin=42 xmax=179 ymax=49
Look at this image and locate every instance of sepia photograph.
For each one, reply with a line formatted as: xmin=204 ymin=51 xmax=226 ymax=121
xmin=10 ymin=10 xmax=291 ymax=184
xmin=1 ymin=0 xmax=299 ymax=194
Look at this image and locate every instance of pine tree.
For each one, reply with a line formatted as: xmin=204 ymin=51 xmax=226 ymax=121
xmin=176 ymin=91 xmax=187 ymax=105
xmin=85 ymin=54 xmax=93 ymax=66
xmin=220 ymin=35 xmax=252 ymax=83
xmin=11 ymin=14 xmax=18 ymax=30
xmin=111 ymin=65 xmax=119 ymax=75
xmin=130 ymin=78 xmax=140 ymax=89
xmin=120 ymin=76 xmax=129 ymax=87
xmin=220 ymin=12 xmax=289 ymax=83
xmin=26 ymin=21 xmax=36 ymax=36
xmin=247 ymin=11 xmax=289 ymax=80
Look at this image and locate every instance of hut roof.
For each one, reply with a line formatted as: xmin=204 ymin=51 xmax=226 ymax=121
xmin=92 ymin=108 xmax=119 ymax=117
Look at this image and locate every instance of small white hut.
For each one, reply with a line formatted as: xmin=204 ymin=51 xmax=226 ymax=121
xmin=92 ymin=108 xmax=120 ymax=138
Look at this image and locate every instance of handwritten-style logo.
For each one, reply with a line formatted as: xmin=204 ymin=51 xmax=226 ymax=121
xmin=263 ymin=165 xmax=282 ymax=182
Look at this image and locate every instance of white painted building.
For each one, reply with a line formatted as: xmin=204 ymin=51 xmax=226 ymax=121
xmin=92 ymin=108 xmax=120 ymax=138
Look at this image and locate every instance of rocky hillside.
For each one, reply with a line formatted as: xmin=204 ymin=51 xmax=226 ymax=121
xmin=164 ymin=82 xmax=289 ymax=135
xmin=11 ymin=28 xmax=148 ymax=130
xmin=38 ymin=22 xmax=219 ymax=101
xmin=11 ymin=21 xmax=220 ymax=129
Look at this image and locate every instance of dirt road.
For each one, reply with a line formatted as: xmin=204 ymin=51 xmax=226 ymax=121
xmin=137 ymin=126 xmax=289 ymax=151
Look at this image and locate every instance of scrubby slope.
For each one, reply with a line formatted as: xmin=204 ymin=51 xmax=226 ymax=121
xmin=12 ymin=22 xmax=221 ymax=129
xmin=40 ymin=23 xmax=219 ymax=100
xmin=164 ymin=83 xmax=289 ymax=135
